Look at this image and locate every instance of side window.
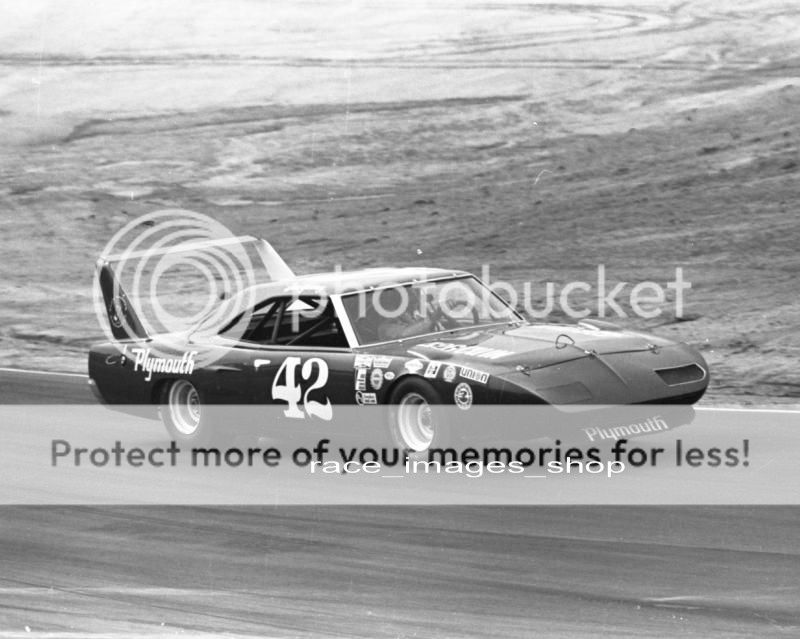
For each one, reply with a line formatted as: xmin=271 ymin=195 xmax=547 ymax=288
xmin=220 ymin=297 xmax=348 ymax=348
xmin=274 ymin=298 xmax=348 ymax=348
xmin=219 ymin=301 xmax=278 ymax=344
xmin=243 ymin=304 xmax=281 ymax=343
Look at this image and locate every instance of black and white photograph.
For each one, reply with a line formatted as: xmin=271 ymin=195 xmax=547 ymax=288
xmin=1 ymin=1 xmax=798 ymax=636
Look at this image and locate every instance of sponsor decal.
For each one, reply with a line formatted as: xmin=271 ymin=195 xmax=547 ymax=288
xmin=583 ymin=415 xmax=670 ymax=442
xmin=370 ymin=368 xmax=384 ymax=390
xmin=459 ymin=366 xmax=489 ymax=384
xmin=107 ymin=297 xmax=128 ymax=328
xmin=355 ymin=367 xmax=368 ymax=391
xmin=372 ymin=356 xmax=393 ymax=368
xmin=354 ymin=354 xmax=373 ymax=369
xmin=424 ymin=361 xmax=442 ymax=379
xmin=356 ymin=391 xmax=378 ymax=405
xmin=404 ymin=359 xmax=424 ymax=374
xmin=454 ymin=382 xmax=473 ymax=410
xmin=132 ymin=348 xmax=197 ymax=382
xmin=422 ymin=342 xmax=512 ymax=360
xmin=443 ymin=365 xmax=457 ymax=383
xmin=384 ymin=370 xmax=396 ymax=381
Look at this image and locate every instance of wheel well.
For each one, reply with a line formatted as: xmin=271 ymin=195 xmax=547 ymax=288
xmin=151 ymin=378 xmax=174 ymax=404
xmin=383 ymin=373 xmax=418 ymax=402
xmin=384 ymin=374 xmax=446 ymax=404
xmin=382 ymin=374 xmax=403 ymax=402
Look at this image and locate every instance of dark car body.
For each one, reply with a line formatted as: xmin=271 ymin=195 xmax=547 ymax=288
xmin=89 ymin=238 xmax=708 ymax=446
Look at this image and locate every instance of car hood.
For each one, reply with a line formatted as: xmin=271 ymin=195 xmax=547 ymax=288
xmin=396 ymin=323 xmax=670 ymax=371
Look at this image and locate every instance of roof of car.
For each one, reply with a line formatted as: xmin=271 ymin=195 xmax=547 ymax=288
xmin=193 ymin=267 xmax=480 ymax=334
xmin=293 ymin=267 xmax=469 ymax=291
xmin=244 ymin=267 xmax=473 ymax=299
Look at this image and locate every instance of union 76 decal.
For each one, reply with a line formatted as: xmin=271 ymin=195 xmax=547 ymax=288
xmin=271 ymin=356 xmax=332 ymax=420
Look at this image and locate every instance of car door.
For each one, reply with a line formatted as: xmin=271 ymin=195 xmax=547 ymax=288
xmin=207 ymin=295 xmax=357 ymax=420
xmin=198 ymin=298 xmax=281 ymax=404
xmin=265 ymin=296 xmax=357 ymax=420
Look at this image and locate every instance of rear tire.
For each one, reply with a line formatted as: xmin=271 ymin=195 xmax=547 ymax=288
xmin=159 ymin=379 xmax=226 ymax=447
xmin=387 ymin=378 xmax=451 ymax=452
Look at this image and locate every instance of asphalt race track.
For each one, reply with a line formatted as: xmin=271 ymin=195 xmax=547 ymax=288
xmin=0 ymin=370 xmax=798 ymax=638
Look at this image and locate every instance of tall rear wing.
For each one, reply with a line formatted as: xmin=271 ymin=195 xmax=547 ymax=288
xmin=94 ymin=236 xmax=294 ymax=341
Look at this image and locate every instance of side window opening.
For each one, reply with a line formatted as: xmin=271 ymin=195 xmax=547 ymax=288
xmin=219 ymin=300 xmax=278 ymax=343
xmin=274 ymin=297 xmax=348 ymax=348
xmin=220 ymin=297 xmax=348 ymax=348
xmin=243 ymin=304 xmax=281 ymax=343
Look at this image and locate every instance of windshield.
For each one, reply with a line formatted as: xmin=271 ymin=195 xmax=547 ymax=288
xmin=340 ymin=276 xmax=521 ymax=345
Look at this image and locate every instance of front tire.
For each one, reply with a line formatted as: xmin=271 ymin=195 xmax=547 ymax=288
xmin=387 ymin=379 xmax=451 ymax=452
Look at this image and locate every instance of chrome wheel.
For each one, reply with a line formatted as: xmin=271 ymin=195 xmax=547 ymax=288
xmin=167 ymin=380 xmax=201 ymax=436
xmin=397 ymin=392 xmax=435 ymax=451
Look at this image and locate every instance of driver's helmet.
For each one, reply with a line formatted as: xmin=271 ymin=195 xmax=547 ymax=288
xmin=373 ymin=287 xmax=410 ymax=319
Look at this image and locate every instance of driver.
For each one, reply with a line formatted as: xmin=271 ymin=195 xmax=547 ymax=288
xmin=375 ymin=287 xmax=442 ymax=341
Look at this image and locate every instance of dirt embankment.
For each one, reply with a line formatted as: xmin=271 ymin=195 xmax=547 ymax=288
xmin=0 ymin=1 xmax=798 ymax=403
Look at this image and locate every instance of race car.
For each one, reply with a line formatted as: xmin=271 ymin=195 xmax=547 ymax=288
xmin=89 ymin=236 xmax=709 ymax=450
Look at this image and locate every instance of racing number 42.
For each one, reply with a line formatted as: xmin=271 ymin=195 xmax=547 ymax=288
xmin=271 ymin=356 xmax=333 ymax=420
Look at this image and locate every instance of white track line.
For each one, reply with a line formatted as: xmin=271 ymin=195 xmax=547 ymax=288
xmin=0 ymin=586 xmax=224 ymax=595
xmin=0 ymin=634 xmax=224 ymax=639
xmin=0 ymin=367 xmax=87 ymax=378
xmin=695 ymin=406 xmax=800 ymax=414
